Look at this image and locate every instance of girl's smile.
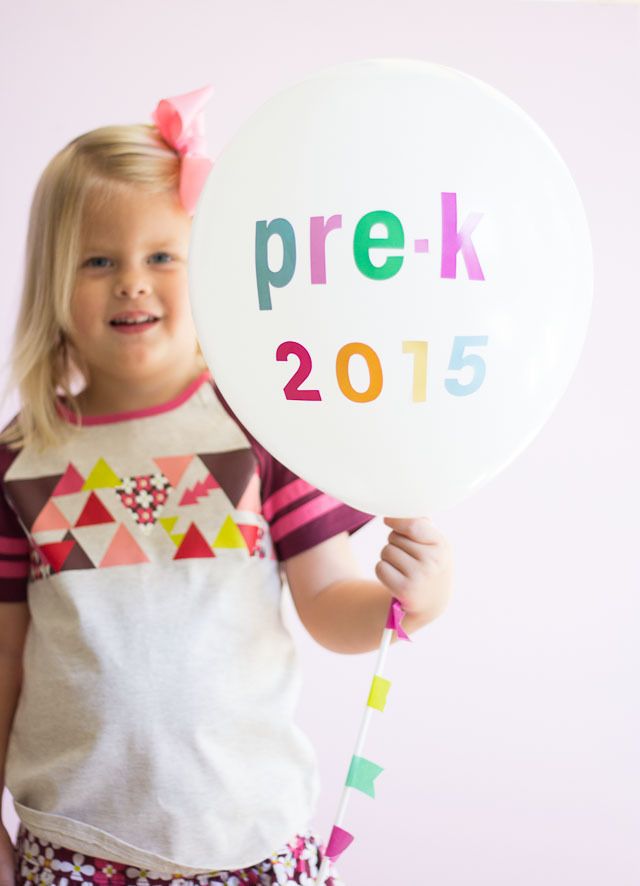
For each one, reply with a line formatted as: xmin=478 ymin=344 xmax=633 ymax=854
xmin=109 ymin=309 xmax=163 ymax=333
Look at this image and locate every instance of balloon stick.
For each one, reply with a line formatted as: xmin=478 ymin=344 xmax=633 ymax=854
xmin=315 ymin=602 xmax=402 ymax=886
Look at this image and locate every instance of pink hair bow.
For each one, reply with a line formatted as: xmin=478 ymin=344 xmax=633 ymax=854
xmin=151 ymin=84 xmax=214 ymax=216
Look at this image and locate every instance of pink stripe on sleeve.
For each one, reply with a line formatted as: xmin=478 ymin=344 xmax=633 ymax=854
xmin=0 ymin=536 xmax=29 ymax=555
xmin=262 ymin=477 xmax=317 ymax=522
xmin=0 ymin=560 xmax=30 ymax=578
xmin=269 ymin=494 xmax=342 ymax=542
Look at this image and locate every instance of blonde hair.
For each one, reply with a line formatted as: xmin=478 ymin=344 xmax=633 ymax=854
xmin=0 ymin=123 xmax=207 ymax=453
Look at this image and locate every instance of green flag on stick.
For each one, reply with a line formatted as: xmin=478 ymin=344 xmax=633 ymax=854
xmin=345 ymin=755 xmax=384 ymax=798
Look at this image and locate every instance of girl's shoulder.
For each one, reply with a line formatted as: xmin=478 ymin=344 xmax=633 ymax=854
xmin=0 ymin=414 xmax=23 ymax=473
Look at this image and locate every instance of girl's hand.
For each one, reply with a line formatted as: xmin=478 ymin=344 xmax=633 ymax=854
xmin=375 ymin=517 xmax=454 ymax=620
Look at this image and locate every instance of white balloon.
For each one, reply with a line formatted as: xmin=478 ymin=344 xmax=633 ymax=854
xmin=189 ymin=58 xmax=593 ymax=516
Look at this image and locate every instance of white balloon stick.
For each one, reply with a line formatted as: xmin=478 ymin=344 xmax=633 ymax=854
xmin=315 ymin=622 xmax=395 ymax=886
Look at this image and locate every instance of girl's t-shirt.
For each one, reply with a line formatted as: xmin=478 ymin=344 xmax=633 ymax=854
xmin=0 ymin=370 xmax=375 ymax=875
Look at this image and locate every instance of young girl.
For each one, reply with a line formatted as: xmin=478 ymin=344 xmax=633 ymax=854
xmin=0 ymin=86 xmax=453 ymax=886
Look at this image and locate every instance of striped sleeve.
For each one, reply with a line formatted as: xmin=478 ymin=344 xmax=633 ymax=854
xmin=0 ymin=440 xmax=29 ymax=602
xmin=256 ymin=445 xmax=376 ymax=561
xmin=211 ymin=382 xmax=376 ymax=562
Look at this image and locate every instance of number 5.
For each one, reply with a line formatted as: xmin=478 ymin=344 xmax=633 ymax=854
xmin=445 ymin=336 xmax=488 ymax=396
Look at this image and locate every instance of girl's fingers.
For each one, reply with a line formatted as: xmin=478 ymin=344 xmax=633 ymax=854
xmin=384 ymin=530 xmax=436 ymax=561
xmin=379 ymin=538 xmax=422 ymax=578
xmin=375 ymin=557 xmax=410 ymax=594
xmin=383 ymin=517 xmax=441 ymax=545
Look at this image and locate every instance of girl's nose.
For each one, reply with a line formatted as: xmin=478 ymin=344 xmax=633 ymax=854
xmin=114 ymin=274 xmax=152 ymax=298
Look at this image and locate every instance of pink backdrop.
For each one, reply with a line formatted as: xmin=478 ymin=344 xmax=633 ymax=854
xmin=1 ymin=2 xmax=638 ymax=883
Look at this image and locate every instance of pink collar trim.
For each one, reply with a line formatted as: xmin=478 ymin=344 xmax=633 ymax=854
xmin=56 ymin=370 xmax=213 ymax=426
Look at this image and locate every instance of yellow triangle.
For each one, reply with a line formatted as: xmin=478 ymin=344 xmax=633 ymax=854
xmin=170 ymin=533 xmax=185 ymax=547
xmin=82 ymin=457 xmax=121 ymax=490
xmin=160 ymin=516 xmax=179 ymax=534
xmin=213 ymin=515 xmax=247 ymax=549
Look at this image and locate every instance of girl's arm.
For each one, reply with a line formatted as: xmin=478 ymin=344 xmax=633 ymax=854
xmin=283 ymin=517 xmax=453 ymax=654
xmin=0 ymin=602 xmax=29 ymax=796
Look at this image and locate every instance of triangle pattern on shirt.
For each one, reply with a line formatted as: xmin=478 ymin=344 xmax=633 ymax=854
xmin=32 ymin=499 xmax=71 ymax=533
xmin=100 ymin=524 xmax=150 ymax=567
xmin=159 ymin=516 xmax=179 ymax=534
xmin=39 ymin=539 xmax=75 ymax=573
xmin=179 ymin=472 xmax=219 ymax=506
xmin=60 ymin=532 xmax=96 ymax=570
xmin=52 ymin=463 xmax=85 ymax=496
xmin=4 ymin=474 xmax=63 ymax=530
xmin=236 ymin=469 xmax=262 ymax=515
xmin=153 ymin=455 xmax=193 ymax=488
xmin=115 ymin=474 xmax=171 ymax=531
xmin=82 ymin=458 xmax=121 ymax=490
xmin=53 ymin=492 xmax=94 ymax=528
xmin=237 ymin=524 xmax=262 ymax=556
xmin=159 ymin=516 xmax=184 ymax=548
xmin=75 ymin=492 xmax=116 ymax=527
xmin=173 ymin=522 xmax=215 ymax=559
xmin=71 ymin=523 xmax=120 ymax=566
xmin=213 ymin=515 xmax=248 ymax=550
xmin=198 ymin=449 xmax=257 ymax=508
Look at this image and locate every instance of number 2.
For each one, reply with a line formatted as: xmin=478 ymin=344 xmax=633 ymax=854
xmin=276 ymin=341 xmax=322 ymax=400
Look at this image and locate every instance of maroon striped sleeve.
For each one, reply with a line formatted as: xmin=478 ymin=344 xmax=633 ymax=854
xmin=211 ymin=382 xmax=375 ymax=561
xmin=0 ymin=425 xmax=29 ymax=602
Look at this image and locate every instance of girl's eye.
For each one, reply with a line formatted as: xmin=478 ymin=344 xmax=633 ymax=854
xmin=81 ymin=252 xmax=174 ymax=269
xmin=85 ymin=256 xmax=111 ymax=268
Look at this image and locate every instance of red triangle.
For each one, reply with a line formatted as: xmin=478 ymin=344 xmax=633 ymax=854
xmin=39 ymin=540 xmax=75 ymax=572
xmin=75 ymin=492 xmax=115 ymax=527
xmin=100 ymin=524 xmax=150 ymax=567
xmin=237 ymin=524 xmax=260 ymax=556
xmin=178 ymin=474 xmax=220 ymax=506
xmin=32 ymin=499 xmax=71 ymax=533
xmin=52 ymin=463 xmax=85 ymax=496
xmin=173 ymin=522 xmax=215 ymax=560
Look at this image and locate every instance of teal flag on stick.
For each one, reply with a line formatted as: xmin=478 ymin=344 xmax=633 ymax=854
xmin=345 ymin=755 xmax=384 ymax=798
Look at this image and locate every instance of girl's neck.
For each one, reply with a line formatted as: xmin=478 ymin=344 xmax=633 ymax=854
xmin=75 ymin=360 xmax=210 ymax=418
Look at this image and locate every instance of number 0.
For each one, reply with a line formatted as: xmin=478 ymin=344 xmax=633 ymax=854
xmin=336 ymin=342 xmax=383 ymax=402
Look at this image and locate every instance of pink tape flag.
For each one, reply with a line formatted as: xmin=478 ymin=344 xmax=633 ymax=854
xmin=325 ymin=825 xmax=355 ymax=861
xmin=386 ymin=597 xmax=411 ymax=641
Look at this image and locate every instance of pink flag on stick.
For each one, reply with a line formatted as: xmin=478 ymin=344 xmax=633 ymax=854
xmin=325 ymin=825 xmax=355 ymax=861
xmin=386 ymin=597 xmax=411 ymax=641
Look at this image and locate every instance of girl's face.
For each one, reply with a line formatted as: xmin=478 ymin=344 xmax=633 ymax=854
xmin=70 ymin=184 xmax=200 ymax=390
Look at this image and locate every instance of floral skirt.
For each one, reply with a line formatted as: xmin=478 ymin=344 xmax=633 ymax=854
xmin=14 ymin=823 xmax=345 ymax=886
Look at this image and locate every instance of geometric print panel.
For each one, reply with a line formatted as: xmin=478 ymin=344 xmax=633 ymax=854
xmin=24 ymin=451 xmax=271 ymax=580
xmin=115 ymin=473 xmax=171 ymax=534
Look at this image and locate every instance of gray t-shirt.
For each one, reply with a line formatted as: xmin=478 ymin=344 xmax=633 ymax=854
xmin=0 ymin=371 xmax=374 ymax=874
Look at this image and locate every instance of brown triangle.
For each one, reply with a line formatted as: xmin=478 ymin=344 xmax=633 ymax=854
xmin=61 ymin=532 xmax=96 ymax=571
xmin=4 ymin=474 xmax=64 ymax=530
xmin=197 ymin=450 xmax=257 ymax=508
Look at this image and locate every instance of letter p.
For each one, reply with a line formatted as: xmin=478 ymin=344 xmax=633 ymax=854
xmin=255 ymin=218 xmax=297 ymax=311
